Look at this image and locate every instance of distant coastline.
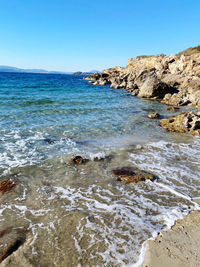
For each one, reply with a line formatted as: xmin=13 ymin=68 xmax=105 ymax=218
xmin=0 ymin=66 xmax=100 ymax=75
xmin=0 ymin=65 xmax=71 ymax=74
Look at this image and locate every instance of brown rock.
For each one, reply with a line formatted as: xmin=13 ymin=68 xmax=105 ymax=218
xmin=161 ymin=73 xmax=184 ymax=88
xmin=192 ymin=129 xmax=200 ymax=136
xmin=126 ymin=81 xmax=136 ymax=89
xmin=134 ymin=68 xmax=157 ymax=88
xmin=162 ymin=90 xmax=191 ymax=106
xmin=127 ymin=55 xmax=165 ymax=70
xmin=0 ymin=179 xmax=17 ymax=196
xmin=83 ymin=72 xmax=101 ymax=82
xmin=147 ymin=112 xmax=160 ymax=119
xmin=98 ymin=79 xmax=107 ymax=86
xmin=72 ymin=156 xmax=89 ymax=165
xmin=159 ymin=113 xmax=188 ymax=133
xmin=84 ymin=49 xmax=200 ymax=108
xmin=137 ymin=77 xmax=175 ymax=99
xmin=131 ymin=89 xmax=139 ymax=96
xmin=112 ymin=167 xmax=157 ymax=183
xmin=159 ymin=112 xmax=200 ymax=135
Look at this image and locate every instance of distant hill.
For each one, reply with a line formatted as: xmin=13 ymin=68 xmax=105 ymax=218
xmin=0 ymin=65 xmax=72 ymax=74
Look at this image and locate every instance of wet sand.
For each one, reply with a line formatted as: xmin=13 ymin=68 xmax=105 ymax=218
xmin=142 ymin=210 xmax=200 ymax=267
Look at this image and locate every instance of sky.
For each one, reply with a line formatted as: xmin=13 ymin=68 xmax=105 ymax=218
xmin=0 ymin=0 xmax=199 ymax=72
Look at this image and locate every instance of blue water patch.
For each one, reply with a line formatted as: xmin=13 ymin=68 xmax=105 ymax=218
xmin=0 ymin=72 xmax=189 ymax=172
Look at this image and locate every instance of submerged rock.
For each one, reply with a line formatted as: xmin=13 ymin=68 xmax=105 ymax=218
xmin=159 ymin=111 xmax=200 ymax=135
xmin=112 ymin=167 xmax=157 ymax=183
xmin=44 ymin=138 xmax=55 ymax=145
xmin=147 ymin=112 xmax=160 ymax=119
xmin=0 ymin=179 xmax=17 ymax=196
xmin=72 ymin=156 xmax=89 ymax=165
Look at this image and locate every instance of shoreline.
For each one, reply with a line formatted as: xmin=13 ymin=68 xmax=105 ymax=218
xmin=139 ymin=209 xmax=200 ymax=267
xmin=0 ymin=65 xmax=200 ymax=265
xmin=84 ymin=48 xmax=200 ymax=136
xmin=83 ymin=48 xmax=200 ymax=266
xmin=131 ymin=196 xmax=200 ymax=267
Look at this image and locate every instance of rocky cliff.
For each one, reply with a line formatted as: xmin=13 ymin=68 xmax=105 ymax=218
xmin=84 ymin=47 xmax=200 ymax=108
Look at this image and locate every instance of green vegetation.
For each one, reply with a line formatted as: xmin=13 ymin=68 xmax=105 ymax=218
xmin=195 ymin=45 xmax=200 ymax=52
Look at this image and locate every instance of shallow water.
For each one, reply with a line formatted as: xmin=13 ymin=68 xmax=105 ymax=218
xmin=0 ymin=73 xmax=199 ymax=266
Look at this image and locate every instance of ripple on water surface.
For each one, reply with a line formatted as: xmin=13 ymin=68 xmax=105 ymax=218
xmin=0 ymin=73 xmax=199 ymax=266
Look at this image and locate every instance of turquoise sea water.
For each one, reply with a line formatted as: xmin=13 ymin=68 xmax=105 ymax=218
xmin=0 ymin=72 xmax=168 ymax=172
xmin=0 ymin=72 xmax=200 ymax=266
xmin=0 ymin=72 xmax=193 ymax=173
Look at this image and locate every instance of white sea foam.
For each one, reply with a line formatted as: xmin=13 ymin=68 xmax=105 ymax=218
xmin=129 ymin=139 xmax=200 ymax=198
xmin=0 ymin=129 xmax=79 ymax=173
xmin=87 ymin=151 xmax=106 ymax=160
xmin=0 ymin=132 xmax=200 ymax=265
xmin=41 ymin=181 xmax=193 ymax=266
xmin=128 ymin=138 xmax=200 ymax=266
xmin=0 ymin=169 xmax=196 ymax=266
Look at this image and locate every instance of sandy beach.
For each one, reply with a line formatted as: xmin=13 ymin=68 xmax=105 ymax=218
xmin=141 ymin=209 xmax=200 ymax=267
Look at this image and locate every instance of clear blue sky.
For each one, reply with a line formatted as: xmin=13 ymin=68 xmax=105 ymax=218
xmin=0 ymin=0 xmax=199 ymax=72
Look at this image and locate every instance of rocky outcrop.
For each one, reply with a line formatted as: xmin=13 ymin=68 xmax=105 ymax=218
xmin=159 ymin=111 xmax=200 ymax=135
xmin=84 ymin=48 xmax=200 ymax=108
xmin=112 ymin=167 xmax=157 ymax=183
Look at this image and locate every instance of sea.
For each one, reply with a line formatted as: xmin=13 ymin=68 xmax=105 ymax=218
xmin=0 ymin=72 xmax=200 ymax=266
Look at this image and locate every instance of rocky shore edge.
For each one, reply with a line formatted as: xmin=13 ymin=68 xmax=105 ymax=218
xmin=84 ymin=46 xmax=200 ymax=135
xmin=84 ymin=46 xmax=200 ymax=266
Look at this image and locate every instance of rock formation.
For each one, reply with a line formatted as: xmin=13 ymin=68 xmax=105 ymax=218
xmin=84 ymin=46 xmax=200 ymax=136
xmin=84 ymin=47 xmax=200 ymax=108
xmin=159 ymin=111 xmax=200 ymax=135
